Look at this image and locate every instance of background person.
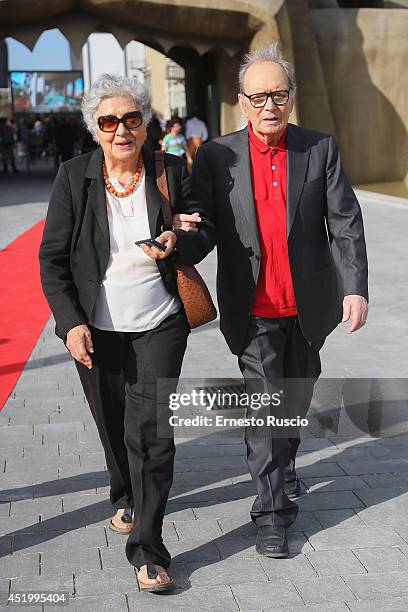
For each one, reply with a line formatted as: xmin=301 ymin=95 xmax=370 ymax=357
xmin=145 ymin=112 xmax=164 ymax=152
xmin=39 ymin=73 xmax=209 ymax=592
xmin=54 ymin=116 xmax=78 ymax=163
xmin=161 ymin=118 xmax=192 ymax=166
xmin=0 ymin=118 xmax=18 ymax=173
xmin=185 ymin=109 xmax=208 ymax=172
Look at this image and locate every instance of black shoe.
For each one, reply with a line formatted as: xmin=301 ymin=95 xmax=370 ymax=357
xmin=256 ymin=525 xmax=288 ymax=558
xmin=284 ymin=460 xmax=301 ymax=499
xmin=284 ymin=474 xmax=301 ymax=499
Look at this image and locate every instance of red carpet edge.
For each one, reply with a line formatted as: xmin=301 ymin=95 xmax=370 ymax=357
xmin=0 ymin=219 xmax=50 ymax=409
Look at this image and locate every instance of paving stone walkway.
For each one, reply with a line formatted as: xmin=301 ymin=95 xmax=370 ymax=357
xmin=1 ymin=166 xmax=408 ymax=611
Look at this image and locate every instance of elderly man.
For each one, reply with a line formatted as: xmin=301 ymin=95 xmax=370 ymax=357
xmin=174 ymin=44 xmax=368 ymax=558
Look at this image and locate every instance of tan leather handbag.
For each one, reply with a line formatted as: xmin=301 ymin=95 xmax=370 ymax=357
xmin=154 ymin=151 xmax=217 ymax=329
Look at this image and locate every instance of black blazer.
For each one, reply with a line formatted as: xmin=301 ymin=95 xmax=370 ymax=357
xmin=190 ymin=124 xmax=369 ymax=355
xmin=39 ymin=146 xmax=211 ymax=341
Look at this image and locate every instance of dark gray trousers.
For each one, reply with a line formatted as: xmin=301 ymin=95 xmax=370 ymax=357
xmin=238 ymin=315 xmax=322 ymax=528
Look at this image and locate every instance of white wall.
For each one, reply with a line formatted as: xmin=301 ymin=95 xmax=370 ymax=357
xmin=82 ymin=33 xmax=146 ymax=91
xmin=83 ymin=33 xmax=125 ymax=91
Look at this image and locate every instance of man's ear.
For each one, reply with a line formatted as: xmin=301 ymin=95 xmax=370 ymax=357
xmin=238 ymin=94 xmax=249 ymax=120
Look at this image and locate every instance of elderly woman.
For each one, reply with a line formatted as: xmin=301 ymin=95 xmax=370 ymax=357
xmin=39 ymin=74 xmax=210 ymax=591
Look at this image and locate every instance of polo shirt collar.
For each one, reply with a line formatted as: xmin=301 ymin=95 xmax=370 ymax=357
xmin=248 ymin=121 xmax=287 ymax=154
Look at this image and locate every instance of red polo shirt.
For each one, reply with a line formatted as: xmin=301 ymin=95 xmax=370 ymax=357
xmin=248 ymin=121 xmax=298 ymax=318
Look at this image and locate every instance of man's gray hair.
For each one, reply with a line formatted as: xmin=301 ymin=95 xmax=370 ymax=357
xmin=238 ymin=43 xmax=297 ymax=95
xmin=81 ymin=73 xmax=152 ymax=141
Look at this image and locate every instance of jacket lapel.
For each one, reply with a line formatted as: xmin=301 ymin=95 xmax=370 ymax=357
xmin=228 ymin=125 xmax=310 ymax=243
xmin=85 ymin=147 xmax=110 ymax=248
xmin=286 ymin=124 xmax=310 ymax=238
xmin=142 ymin=145 xmax=163 ymax=237
xmin=229 ymin=127 xmax=260 ymax=255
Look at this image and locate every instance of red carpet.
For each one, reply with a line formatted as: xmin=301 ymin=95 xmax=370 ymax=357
xmin=0 ymin=219 xmax=50 ymax=409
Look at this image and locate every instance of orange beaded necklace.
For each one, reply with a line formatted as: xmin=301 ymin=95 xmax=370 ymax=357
xmin=102 ymin=154 xmax=144 ymax=198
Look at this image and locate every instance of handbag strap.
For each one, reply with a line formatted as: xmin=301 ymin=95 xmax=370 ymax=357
xmin=154 ymin=150 xmax=173 ymax=231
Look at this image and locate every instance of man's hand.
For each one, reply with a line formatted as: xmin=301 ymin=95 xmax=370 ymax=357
xmin=66 ymin=324 xmax=94 ymax=369
xmin=139 ymin=230 xmax=177 ymax=260
xmin=342 ymin=295 xmax=368 ymax=334
xmin=173 ymin=212 xmax=201 ymax=233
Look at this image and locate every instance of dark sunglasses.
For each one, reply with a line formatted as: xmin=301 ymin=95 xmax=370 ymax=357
xmin=97 ymin=111 xmax=143 ymax=132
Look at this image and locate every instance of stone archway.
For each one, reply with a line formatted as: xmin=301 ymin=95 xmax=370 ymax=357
xmin=1 ymin=0 xmax=408 ymax=186
xmin=0 ymin=0 xmax=286 ymax=134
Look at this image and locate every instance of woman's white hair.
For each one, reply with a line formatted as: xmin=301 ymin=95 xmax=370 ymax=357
xmin=238 ymin=43 xmax=297 ymax=95
xmin=81 ymin=73 xmax=152 ymax=141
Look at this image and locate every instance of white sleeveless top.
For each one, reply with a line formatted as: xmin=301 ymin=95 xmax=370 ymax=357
xmin=89 ymin=169 xmax=179 ymax=332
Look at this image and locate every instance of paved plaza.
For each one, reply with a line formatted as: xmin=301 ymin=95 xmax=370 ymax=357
xmin=1 ymin=164 xmax=408 ymax=611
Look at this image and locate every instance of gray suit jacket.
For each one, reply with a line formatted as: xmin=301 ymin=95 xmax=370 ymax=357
xmin=190 ymin=123 xmax=369 ymax=355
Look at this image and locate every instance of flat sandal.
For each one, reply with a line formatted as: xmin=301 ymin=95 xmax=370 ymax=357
xmin=107 ymin=506 xmax=134 ymax=534
xmin=137 ymin=562 xmax=175 ymax=592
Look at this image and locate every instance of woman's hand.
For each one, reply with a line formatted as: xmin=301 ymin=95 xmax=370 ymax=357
xmin=139 ymin=230 xmax=177 ymax=260
xmin=66 ymin=324 xmax=94 ymax=369
xmin=173 ymin=212 xmax=201 ymax=233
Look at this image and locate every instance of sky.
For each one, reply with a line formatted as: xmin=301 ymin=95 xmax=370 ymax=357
xmin=6 ymin=29 xmax=71 ymax=71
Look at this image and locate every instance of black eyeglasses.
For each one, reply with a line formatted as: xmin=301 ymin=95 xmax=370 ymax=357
xmin=97 ymin=111 xmax=143 ymax=132
xmin=242 ymin=90 xmax=290 ymax=108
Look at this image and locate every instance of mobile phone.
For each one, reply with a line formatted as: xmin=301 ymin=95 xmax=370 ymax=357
xmin=135 ymin=238 xmax=167 ymax=252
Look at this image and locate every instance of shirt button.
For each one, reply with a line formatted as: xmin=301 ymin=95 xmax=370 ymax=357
xmin=272 ymin=165 xmax=276 ymax=170
xmin=273 ymin=181 xmax=278 ymax=187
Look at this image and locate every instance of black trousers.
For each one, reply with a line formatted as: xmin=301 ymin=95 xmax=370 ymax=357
xmin=238 ymin=315 xmax=322 ymax=528
xmin=75 ymin=310 xmax=189 ymax=569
